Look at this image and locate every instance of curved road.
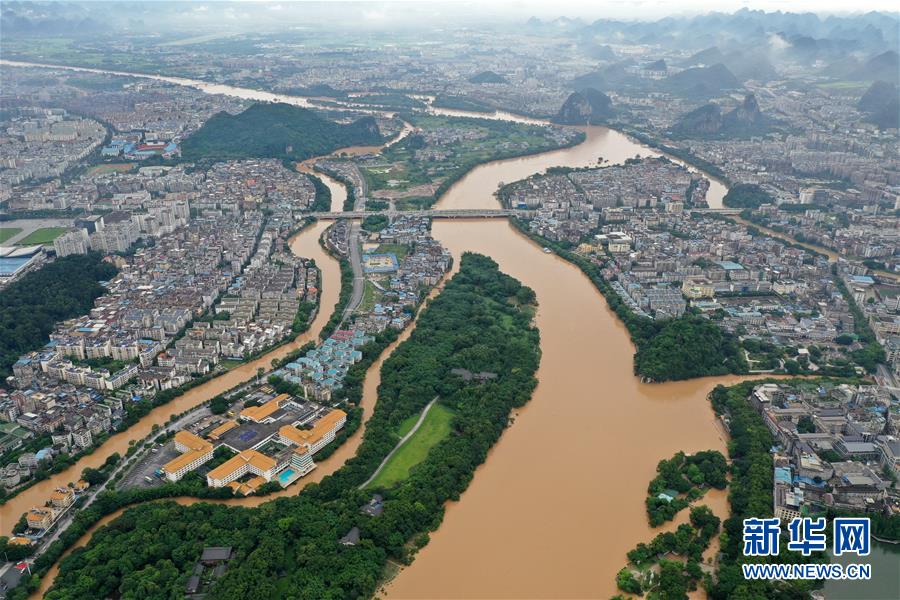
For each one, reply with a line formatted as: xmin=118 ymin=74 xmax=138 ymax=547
xmin=359 ymin=397 xmax=438 ymax=489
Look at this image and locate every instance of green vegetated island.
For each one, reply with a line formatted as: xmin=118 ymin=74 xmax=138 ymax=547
xmin=615 ymin=375 xmax=900 ymax=600
xmin=612 ymin=449 xmax=727 ymax=598
xmin=645 ymin=450 xmax=728 ymax=527
xmin=180 ymin=102 xmax=385 ymax=163
xmin=23 ymin=253 xmax=541 ymax=600
xmin=353 ymin=113 xmax=584 ymax=210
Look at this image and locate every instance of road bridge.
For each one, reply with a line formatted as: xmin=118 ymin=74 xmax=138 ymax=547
xmin=311 ymin=209 xmax=528 ymax=220
xmin=311 ymin=208 xmax=737 ymax=220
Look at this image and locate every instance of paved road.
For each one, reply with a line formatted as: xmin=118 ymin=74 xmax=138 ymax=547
xmin=6 ymin=404 xmax=214 ymax=582
xmin=341 ymin=221 xmax=365 ymax=325
xmin=359 ymin=397 xmax=438 ymax=489
xmin=876 ymin=364 xmax=900 ymax=393
xmin=354 ymin=164 xmax=368 ymax=211
xmin=0 ymin=561 xmax=23 ymax=598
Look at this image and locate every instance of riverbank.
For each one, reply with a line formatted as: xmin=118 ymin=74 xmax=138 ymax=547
xmin=384 ymin=218 xmax=756 ymax=599
xmin=0 ymin=220 xmax=340 ymax=537
xmin=1 ymin=61 xmax=768 ymax=599
xmin=29 ymin=252 xmax=520 ymax=600
xmin=2 ymin=59 xmax=730 ymax=213
xmin=507 ymin=216 xmax=748 ymax=382
xmin=18 ymin=217 xmax=454 ymax=596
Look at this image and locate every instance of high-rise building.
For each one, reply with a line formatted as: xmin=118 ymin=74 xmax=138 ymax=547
xmin=53 ymin=229 xmax=90 ymax=257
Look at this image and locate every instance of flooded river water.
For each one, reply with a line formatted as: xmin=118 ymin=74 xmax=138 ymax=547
xmin=3 ymin=60 xmax=749 ymax=599
xmin=382 ymin=220 xmax=740 ymax=599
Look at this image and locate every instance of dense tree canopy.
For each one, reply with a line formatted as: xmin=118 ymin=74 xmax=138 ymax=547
xmin=0 ymin=253 xmax=117 ymax=382
xmin=722 ymin=183 xmax=775 ymax=209
xmin=634 ymin=315 xmax=747 ymax=382
xmin=38 ymin=253 xmax=541 ymax=600
xmin=646 ymin=450 xmax=728 ymax=526
xmin=511 ymin=218 xmax=748 ymax=382
xmin=181 ymin=103 xmax=384 ymax=162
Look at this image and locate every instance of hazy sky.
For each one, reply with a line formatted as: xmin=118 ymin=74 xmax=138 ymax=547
xmin=6 ymin=1 xmax=896 ymax=34
xmin=236 ymin=0 xmax=899 ymax=19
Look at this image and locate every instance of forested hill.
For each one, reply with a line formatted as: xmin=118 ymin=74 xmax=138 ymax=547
xmin=40 ymin=253 xmax=541 ymax=600
xmin=0 ymin=253 xmax=118 ymax=383
xmin=180 ymin=102 xmax=384 ymax=162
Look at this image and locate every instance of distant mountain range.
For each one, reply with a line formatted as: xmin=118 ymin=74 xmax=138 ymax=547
xmin=181 ymin=103 xmax=383 ymax=162
xmin=553 ymin=88 xmax=614 ymax=125
xmin=683 ymin=47 xmax=778 ymax=82
xmin=856 ymin=51 xmax=900 ymax=84
xmin=574 ymin=9 xmax=898 ymax=57
xmin=857 ymin=81 xmax=900 ymax=130
xmin=663 ymin=64 xmax=740 ymax=97
xmin=569 ymin=60 xmax=743 ymax=102
xmin=669 ymin=93 xmax=778 ymax=139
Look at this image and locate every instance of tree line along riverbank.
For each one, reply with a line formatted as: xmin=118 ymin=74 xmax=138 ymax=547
xmin=508 ymin=217 xmax=747 ymax=382
xmin=15 ymin=253 xmax=541 ymax=600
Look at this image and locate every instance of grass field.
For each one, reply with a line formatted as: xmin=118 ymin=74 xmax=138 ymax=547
xmin=0 ymin=228 xmax=23 ymax=244
xmin=359 ymin=279 xmax=384 ymax=313
xmin=375 ymin=243 xmax=410 ymax=260
xmin=87 ymin=163 xmax=136 ymax=176
xmin=18 ymin=227 xmax=69 ymax=245
xmin=366 ymin=402 xmax=455 ymax=489
xmin=219 ymin=359 xmax=244 ymax=370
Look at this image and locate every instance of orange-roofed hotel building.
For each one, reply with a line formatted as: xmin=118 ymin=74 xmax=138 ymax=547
xmin=206 ymin=449 xmax=278 ymax=488
xmin=205 ymin=408 xmax=347 ymax=489
xmin=161 ymin=431 xmax=215 ymax=482
xmin=278 ymin=409 xmax=347 ymax=455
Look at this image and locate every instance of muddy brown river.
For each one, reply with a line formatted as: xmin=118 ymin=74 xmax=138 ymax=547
xmin=381 ymin=145 xmax=734 ymax=597
xmin=1 ymin=61 xmax=749 ymax=599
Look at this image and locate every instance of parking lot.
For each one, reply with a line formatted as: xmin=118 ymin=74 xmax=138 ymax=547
xmin=118 ymin=442 xmax=180 ymax=489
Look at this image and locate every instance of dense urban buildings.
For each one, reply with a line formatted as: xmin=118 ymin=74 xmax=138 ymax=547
xmin=0 ymin=3 xmax=898 ymax=600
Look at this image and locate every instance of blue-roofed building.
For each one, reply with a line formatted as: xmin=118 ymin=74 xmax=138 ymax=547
xmin=848 ymin=275 xmax=875 ymax=285
xmin=716 ymin=260 xmax=744 ymax=271
xmin=774 ymin=467 xmax=792 ymax=484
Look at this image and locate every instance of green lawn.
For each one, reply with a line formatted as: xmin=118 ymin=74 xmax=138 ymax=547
xmin=374 ymin=243 xmax=410 ymax=260
xmin=366 ymin=403 xmax=455 ymax=489
xmin=17 ymin=227 xmax=69 ymax=245
xmin=395 ymin=412 xmax=419 ymax=438
xmin=0 ymin=228 xmax=23 ymax=244
xmin=359 ymin=279 xmax=384 ymax=313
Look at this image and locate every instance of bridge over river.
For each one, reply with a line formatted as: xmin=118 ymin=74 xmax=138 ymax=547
xmin=311 ymin=208 xmax=524 ymax=219
xmin=311 ymin=207 xmax=740 ymax=220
